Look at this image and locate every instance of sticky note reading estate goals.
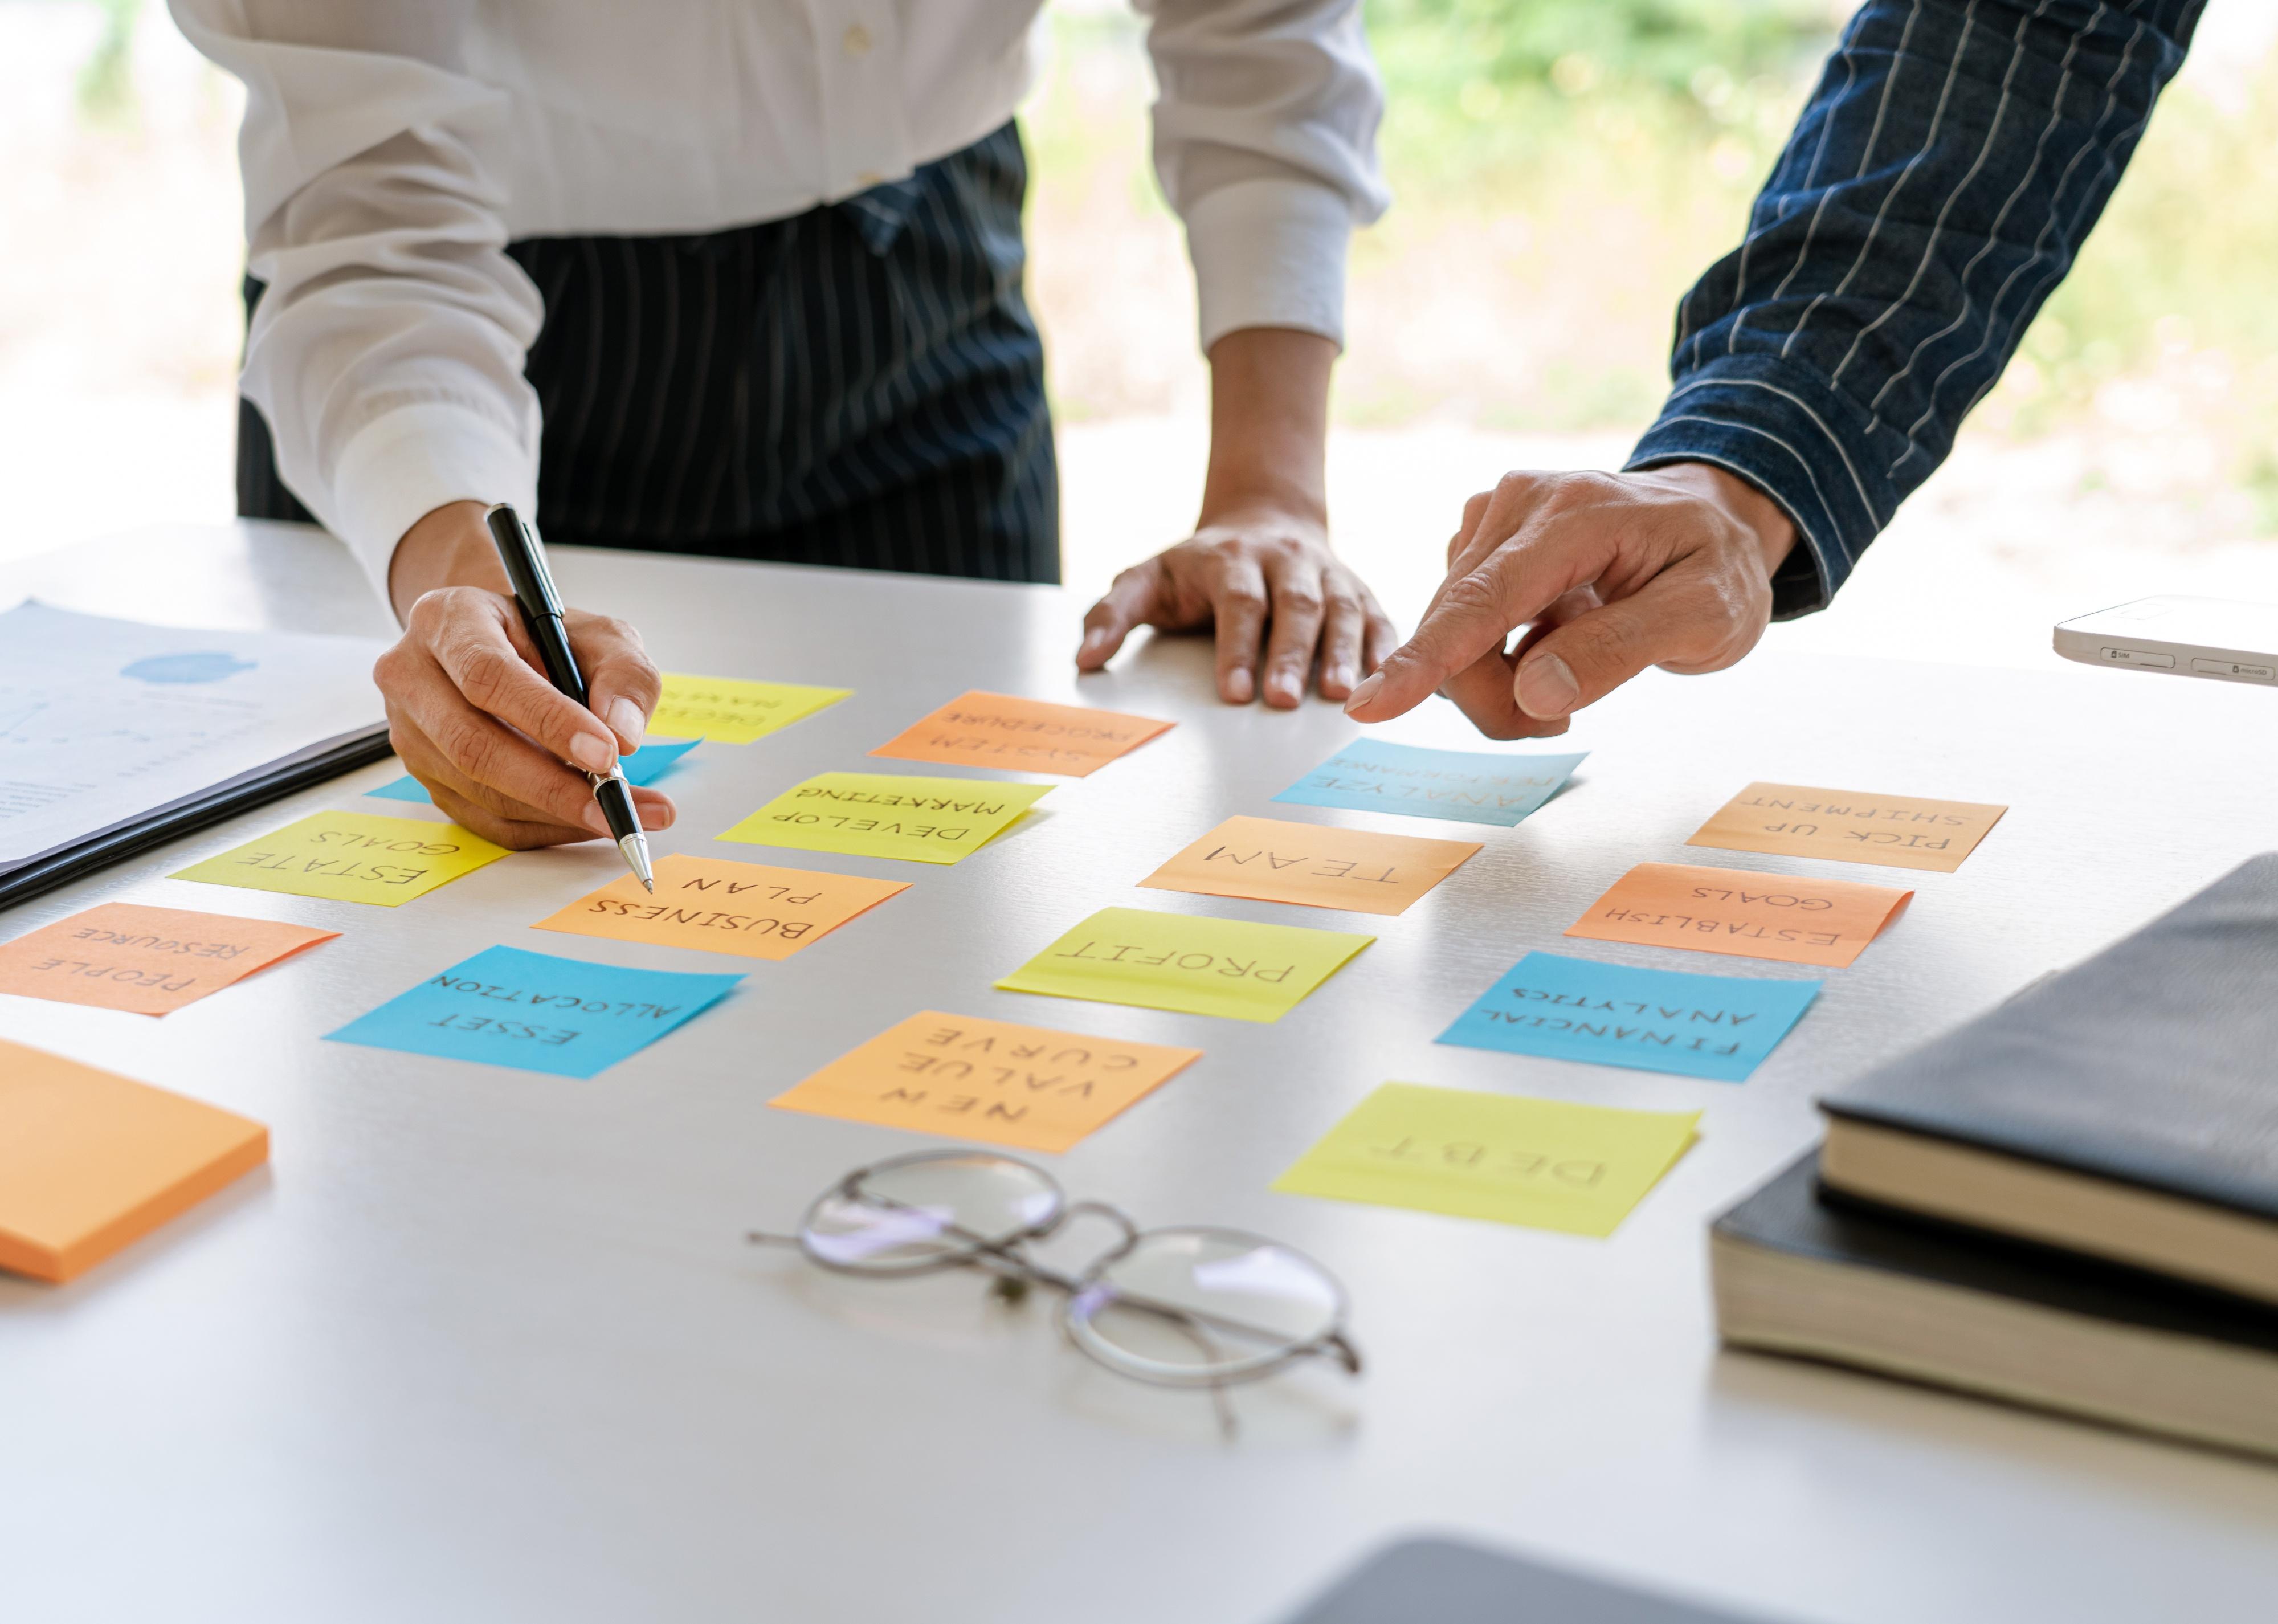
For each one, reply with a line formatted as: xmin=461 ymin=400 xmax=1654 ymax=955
xmin=870 ymin=691 xmax=1174 ymax=777
xmin=0 ymin=903 xmax=337 ymax=1016
xmin=532 ymin=854 xmax=907 ymax=961
xmin=1565 ymin=862 xmax=1912 ymax=969
xmin=172 ymin=811 xmax=509 ymax=905
xmin=1687 ymin=781 xmax=2008 ymax=873
xmin=995 ymin=907 xmax=1371 ymax=1023
xmin=648 ymin=674 xmax=848 ymax=744
xmin=1274 ymin=738 xmax=1587 ymax=827
xmin=1139 ymin=815 xmax=1481 ymax=917
xmin=718 ymin=773 xmax=1051 ymax=864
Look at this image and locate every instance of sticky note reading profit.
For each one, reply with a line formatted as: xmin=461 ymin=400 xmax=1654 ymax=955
xmin=1687 ymin=781 xmax=2008 ymax=873
xmin=771 ymin=1012 xmax=1203 ymax=1153
xmin=1565 ymin=862 xmax=1912 ymax=969
xmin=648 ymin=673 xmax=848 ymax=744
xmin=366 ymin=737 xmax=700 ymax=804
xmin=1436 ymin=952 xmax=1820 ymax=1082
xmin=1271 ymin=1082 xmax=1699 ymax=1237
xmin=172 ymin=810 xmax=509 ymax=906
xmin=718 ymin=772 xmax=1051 ymax=864
xmin=325 ymin=945 xmax=742 ymax=1078
xmin=0 ymin=903 xmax=337 ymax=1016
xmin=1139 ymin=815 xmax=1481 ymax=917
xmin=1273 ymin=738 xmax=1587 ymax=827
xmin=531 ymin=854 xmax=907 ymax=961
xmin=869 ymin=691 xmax=1174 ymax=777
xmin=995 ymin=906 xmax=1371 ymax=1023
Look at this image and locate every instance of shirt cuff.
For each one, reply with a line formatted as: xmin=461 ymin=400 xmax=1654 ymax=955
xmin=1181 ymin=177 xmax=1354 ymax=354
xmin=329 ymin=401 xmax=538 ymax=603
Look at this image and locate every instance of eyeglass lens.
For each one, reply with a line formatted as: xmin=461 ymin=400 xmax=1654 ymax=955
xmin=1067 ymin=1229 xmax=1344 ymax=1384
xmin=802 ymin=1151 xmax=1064 ymax=1272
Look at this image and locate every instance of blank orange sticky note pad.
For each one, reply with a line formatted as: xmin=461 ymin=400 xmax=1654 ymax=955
xmin=1138 ymin=814 xmax=1482 ymax=917
xmin=869 ymin=691 xmax=1174 ymax=777
xmin=529 ymin=854 xmax=908 ymax=961
xmin=0 ymin=903 xmax=337 ymax=1016
xmin=0 ymin=1039 xmax=268 ymax=1283
xmin=1687 ymin=781 xmax=2008 ymax=873
xmin=1565 ymin=862 xmax=1912 ymax=968
xmin=770 ymin=1011 xmax=1202 ymax=1153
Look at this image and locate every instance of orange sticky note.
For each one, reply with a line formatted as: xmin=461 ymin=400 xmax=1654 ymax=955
xmin=529 ymin=854 xmax=908 ymax=961
xmin=0 ymin=1039 xmax=268 ymax=1283
xmin=1138 ymin=814 xmax=1482 ymax=917
xmin=0 ymin=903 xmax=337 ymax=1016
xmin=1687 ymin=781 xmax=2008 ymax=873
xmin=869 ymin=691 xmax=1174 ymax=777
xmin=770 ymin=1011 xmax=1202 ymax=1153
xmin=1565 ymin=862 xmax=1912 ymax=968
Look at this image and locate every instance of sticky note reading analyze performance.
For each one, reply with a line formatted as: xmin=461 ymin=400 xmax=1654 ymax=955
xmin=1687 ymin=781 xmax=2008 ymax=873
xmin=368 ymin=737 xmax=699 ymax=804
xmin=1140 ymin=815 xmax=1481 ymax=917
xmin=870 ymin=691 xmax=1173 ymax=777
xmin=771 ymin=1012 xmax=1202 ymax=1153
xmin=649 ymin=673 xmax=848 ymax=744
xmin=996 ymin=906 xmax=1371 ymax=1023
xmin=172 ymin=810 xmax=509 ymax=906
xmin=532 ymin=854 xmax=907 ymax=961
xmin=0 ymin=903 xmax=337 ymax=1016
xmin=1274 ymin=738 xmax=1587 ymax=827
xmin=1566 ymin=862 xmax=1912 ymax=969
xmin=719 ymin=772 xmax=1051 ymax=864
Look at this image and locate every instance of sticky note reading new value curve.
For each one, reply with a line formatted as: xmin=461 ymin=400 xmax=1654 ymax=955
xmin=532 ymin=855 xmax=907 ymax=961
xmin=718 ymin=773 xmax=1051 ymax=864
xmin=870 ymin=691 xmax=1173 ymax=777
xmin=996 ymin=907 xmax=1371 ymax=1023
xmin=172 ymin=811 xmax=509 ymax=905
xmin=0 ymin=903 xmax=337 ymax=1016
xmin=1140 ymin=815 xmax=1480 ymax=917
xmin=1687 ymin=781 xmax=2008 ymax=873
xmin=1274 ymin=738 xmax=1587 ymax=827
xmin=649 ymin=674 xmax=848 ymax=744
xmin=1565 ymin=862 xmax=1911 ymax=968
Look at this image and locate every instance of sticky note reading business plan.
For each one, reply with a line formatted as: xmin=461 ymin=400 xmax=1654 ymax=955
xmin=649 ymin=674 xmax=848 ymax=744
xmin=1437 ymin=951 xmax=1820 ymax=1082
xmin=771 ymin=1012 xmax=1203 ymax=1153
xmin=718 ymin=772 xmax=1051 ymax=864
xmin=325 ymin=945 xmax=741 ymax=1078
xmin=1565 ymin=862 xmax=1912 ymax=969
xmin=532 ymin=854 xmax=907 ymax=961
xmin=173 ymin=810 xmax=509 ymax=906
xmin=1271 ymin=1082 xmax=1700 ymax=1237
xmin=1273 ymin=738 xmax=1587 ymax=827
xmin=1140 ymin=815 xmax=1481 ymax=917
xmin=869 ymin=691 xmax=1174 ymax=777
xmin=366 ymin=737 xmax=699 ymax=804
xmin=995 ymin=907 xmax=1371 ymax=1023
xmin=1687 ymin=781 xmax=2008 ymax=873
xmin=0 ymin=903 xmax=337 ymax=1016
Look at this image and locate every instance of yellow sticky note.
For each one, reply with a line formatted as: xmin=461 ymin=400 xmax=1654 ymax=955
xmin=995 ymin=906 xmax=1371 ymax=1023
xmin=172 ymin=811 xmax=509 ymax=906
xmin=1272 ymin=1082 xmax=1700 ymax=1237
xmin=530 ymin=854 xmax=907 ymax=961
xmin=770 ymin=1011 xmax=1202 ymax=1153
xmin=649 ymin=672 xmax=850 ymax=744
xmin=1687 ymin=781 xmax=2008 ymax=873
xmin=718 ymin=772 xmax=1052 ymax=864
xmin=1139 ymin=815 xmax=1481 ymax=917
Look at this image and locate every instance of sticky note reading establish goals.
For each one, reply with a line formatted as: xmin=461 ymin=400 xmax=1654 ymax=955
xmin=995 ymin=907 xmax=1372 ymax=1023
xmin=771 ymin=1012 xmax=1203 ymax=1153
xmin=1565 ymin=862 xmax=1912 ymax=969
xmin=648 ymin=673 xmax=848 ymax=744
xmin=366 ymin=737 xmax=700 ymax=804
xmin=1271 ymin=1082 xmax=1700 ymax=1237
xmin=1140 ymin=815 xmax=1481 ymax=917
xmin=0 ymin=903 xmax=338 ymax=1016
xmin=1274 ymin=738 xmax=1588 ymax=827
xmin=869 ymin=691 xmax=1174 ymax=777
xmin=531 ymin=854 xmax=907 ymax=961
xmin=718 ymin=772 xmax=1052 ymax=864
xmin=172 ymin=810 xmax=509 ymax=906
xmin=1687 ymin=781 xmax=2008 ymax=873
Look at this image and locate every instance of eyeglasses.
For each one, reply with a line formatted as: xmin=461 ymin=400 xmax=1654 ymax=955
xmin=747 ymin=1148 xmax=1361 ymax=1437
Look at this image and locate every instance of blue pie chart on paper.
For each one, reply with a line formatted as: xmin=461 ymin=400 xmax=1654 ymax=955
xmin=120 ymin=652 xmax=256 ymax=684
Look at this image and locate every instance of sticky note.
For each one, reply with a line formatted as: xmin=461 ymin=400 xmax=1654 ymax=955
xmin=995 ymin=906 xmax=1371 ymax=1023
xmin=364 ymin=737 xmax=700 ymax=805
xmin=1436 ymin=951 xmax=1820 ymax=1082
xmin=1687 ymin=780 xmax=2008 ymax=873
xmin=1271 ymin=1082 xmax=1699 ymax=1237
xmin=172 ymin=810 xmax=509 ymax=906
xmin=0 ymin=1038 xmax=268 ymax=1283
xmin=770 ymin=1011 xmax=1202 ymax=1153
xmin=1565 ymin=862 xmax=1912 ymax=969
xmin=530 ymin=854 xmax=907 ymax=961
xmin=325 ymin=944 xmax=741 ymax=1078
xmin=868 ymin=691 xmax=1174 ymax=777
xmin=1138 ymin=815 xmax=1480 ymax=917
xmin=718 ymin=772 xmax=1052 ymax=864
xmin=1273 ymin=738 xmax=1587 ymax=827
xmin=650 ymin=673 xmax=848 ymax=744
xmin=0 ymin=903 xmax=338 ymax=1016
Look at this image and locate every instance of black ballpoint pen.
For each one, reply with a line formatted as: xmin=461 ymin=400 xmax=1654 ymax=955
xmin=485 ymin=503 xmax=656 ymax=892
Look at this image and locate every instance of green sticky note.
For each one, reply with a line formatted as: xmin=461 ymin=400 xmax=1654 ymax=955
xmin=171 ymin=811 xmax=510 ymax=907
xmin=718 ymin=772 xmax=1052 ymax=864
xmin=995 ymin=906 xmax=1372 ymax=1023
xmin=1271 ymin=1082 xmax=1700 ymax=1237
xmin=650 ymin=673 xmax=850 ymax=744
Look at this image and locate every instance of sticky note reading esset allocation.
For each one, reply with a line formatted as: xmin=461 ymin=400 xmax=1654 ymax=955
xmin=649 ymin=673 xmax=848 ymax=744
xmin=531 ymin=854 xmax=907 ymax=961
xmin=172 ymin=811 xmax=509 ymax=906
xmin=1565 ymin=862 xmax=1912 ymax=969
xmin=870 ymin=691 xmax=1174 ymax=777
xmin=996 ymin=907 xmax=1371 ymax=1023
xmin=1140 ymin=815 xmax=1481 ymax=917
xmin=0 ymin=903 xmax=338 ymax=1016
xmin=1273 ymin=738 xmax=1587 ymax=827
xmin=718 ymin=772 xmax=1051 ymax=864
xmin=1687 ymin=781 xmax=2008 ymax=873
xmin=366 ymin=737 xmax=700 ymax=805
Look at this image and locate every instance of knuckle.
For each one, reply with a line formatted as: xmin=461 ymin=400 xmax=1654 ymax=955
xmin=452 ymin=643 xmax=517 ymax=710
xmin=1275 ymin=587 xmax=1325 ymax=619
xmin=438 ymin=716 xmax=503 ymax=783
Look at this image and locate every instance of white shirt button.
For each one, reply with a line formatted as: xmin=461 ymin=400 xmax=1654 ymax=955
xmin=843 ymin=23 xmax=872 ymax=57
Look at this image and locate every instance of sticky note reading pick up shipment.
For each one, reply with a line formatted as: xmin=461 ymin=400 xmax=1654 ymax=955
xmin=995 ymin=907 xmax=1371 ymax=1023
xmin=649 ymin=674 xmax=848 ymax=744
xmin=172 ymin=811 xmax=509 ymax=906
xmin=718 ymin=772 xmax=1051 ymax=864
xmin=1685 ymin=781 xmax=2008 ymax=873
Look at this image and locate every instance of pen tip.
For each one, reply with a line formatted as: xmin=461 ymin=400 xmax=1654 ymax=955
xmin=642 ymin=877 xmax=655 ymax=893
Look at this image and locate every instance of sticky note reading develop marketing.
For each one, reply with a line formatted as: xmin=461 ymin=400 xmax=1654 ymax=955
xmin=870 ymin=691 xmax=1174 ymax=777
xmin=1687 ymin=781 xmax=2008 ymax=873
xmin=172 ymin=811 xmax=509 ymax=906
xmin=996 ymin=907 xmax=1371 ymax=1023
xmin=531 ymin=854 xmax=907 ymax=961
xmin=1274 ymin=738 xmax=1587 ymax=827
xmin=0 ymin=903 xmax=337 ymax=1016
xmin=771 ymin=1012 xmax=1203 ymax=1153
xmin=1437 ymin=951 xmax=1820 ymax=1082
xmin=1566 ymin=862 xmax=1912 ymax=969
xmin=1139 ymin=815 xmax=1481 ymax=917
xmin=366 ymin=737 xmax=700 ymax=804
xmin=718 ymin=773 xmax=1051 ymax=864
xmin=1271 ymin=1082 xmax=1699 ymax=1237
xmin=649 ymin=674 xmax=848 ymax=744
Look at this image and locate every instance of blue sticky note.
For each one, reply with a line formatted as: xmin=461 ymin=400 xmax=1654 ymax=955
xmin=325 ymin=944 xmax=742 ymax=1078
xmin=1436 ymin=951 xmax=1819 ymax=1082
xmin=1273 ymin=738 xmax=1587 ymax=827
xmin=364 ymin=774 xmax=434 ymax=803
xmin=363 ymin=737 xmax=700 ymax=805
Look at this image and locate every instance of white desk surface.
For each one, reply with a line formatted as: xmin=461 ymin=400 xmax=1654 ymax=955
xmin=4 ymin=521 xmax=2276 ymax=1623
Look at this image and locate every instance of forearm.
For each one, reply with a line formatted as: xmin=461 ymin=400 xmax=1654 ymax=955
xmin=1199 ymin=327 xmax=1335 ymax=527
xmin=389 ymin=500 xmax=511 ymax=622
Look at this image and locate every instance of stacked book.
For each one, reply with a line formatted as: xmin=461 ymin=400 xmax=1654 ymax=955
xmin=1712 ymin=854 xmax=2278 ymax=1460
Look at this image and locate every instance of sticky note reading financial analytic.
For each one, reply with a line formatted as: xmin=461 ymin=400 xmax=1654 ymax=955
xmin=172 ymin=811 xmax=509 ymax=906
xmin=995 ymin=907 xmax=1371 ymax=1023
xmin=1273 ymin=738 xmax=1586 ymax=827
xmin=718 ymin=772 xmax=1051 ymax=864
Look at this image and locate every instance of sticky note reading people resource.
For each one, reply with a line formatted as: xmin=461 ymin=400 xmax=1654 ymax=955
xmin=1687 ymin=781 xmax=2008 ymax=873
xmin=1271 ymin=1082 xmax=1699 ymax=1237
xmin=770 ymin=1012 xmax=1203 ymax=1153
xmin=365 ymin=737 xmax=700 ymax=804
xmin=718 ymin=772 xmax=1052 ymax=864
xmin=325 ymin=945 xmax=741 ymax=1078
xmin=648 ymin=673 xmax=849 ymax=744
xmin=531 ymin=854 xmax=907 ymax=961
xmin=995 ymin=907 xmax=1372 ymax=1023
xmin=1565 ymin=862 xmax=1912 ymax=969
xmin=1273 ymin=738 xmax=1588 ymax=827
xmin=1436 ymin=952 xmax=1820 ymax=1082
xmin=1138 ymin=815 xmax=1481 ymax=917
xmin=172 ymin=810 xmax=509 ymax=906
xmin=868 ymin=691 xmax=1174 ymax=777
xmin=0 ymin=903 xmax=338 ymax=1017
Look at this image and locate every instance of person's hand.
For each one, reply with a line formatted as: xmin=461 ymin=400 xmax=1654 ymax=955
xmin=1342 ymin=463 xmax=1797 ymax=738
xmin=371 ymin=500 xmax=677 ymax=848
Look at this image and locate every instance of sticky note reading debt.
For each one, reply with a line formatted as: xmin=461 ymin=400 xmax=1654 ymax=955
xmin=996 ymin=907 xmax=1371 ymax=1023
xmin=718 ymin=773 xmax=1051 ymax=864
xmin=870 ymin=691 xmax=1174 ymax=777
xmin=1687 ymin=780 xmax=2008 ymax=873
xmin=172 ymin=811 xmax=509 ymax=905
xmin=0 ymin=903 xmax=337 ymax=1016
xmin=648 ymin=674 xmax=848 ymax=744
xmin=531 ymin=854 xmax=907 ymax=961
xmin=1565 ymin=862 xmax=1912 ymax=968
xmin=1271 ymin=1082 xmax=1700 ymax=1237
xmin=366 ymin=737 xmax=699 ymax=804
xmin=1274 ymin=738 xmax=1587 ymax=827
xmin=1140 ymin=815 xmax=1480 ymax=917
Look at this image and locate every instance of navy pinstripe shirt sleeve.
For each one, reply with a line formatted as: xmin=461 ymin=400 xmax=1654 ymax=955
xmin=1626 ymin=0 xmax=2203 ymax=617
